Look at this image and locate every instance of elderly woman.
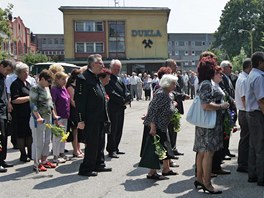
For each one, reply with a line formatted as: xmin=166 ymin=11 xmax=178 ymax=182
xmin=139 ymin=74 xmax=178 ymax=180
xmin=193 ymin=57 xmax=229 ymax=194
xmin=10 ymin=63 xmax=32 ymax=162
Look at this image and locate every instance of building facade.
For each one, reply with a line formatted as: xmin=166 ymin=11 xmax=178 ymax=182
xmin=59 ymin=6 xmax=170 ymax=74
xmin=168 ymin=33 xmax=214 ymax=71
xmin=35 ymin=34 xmax=64 ymax=61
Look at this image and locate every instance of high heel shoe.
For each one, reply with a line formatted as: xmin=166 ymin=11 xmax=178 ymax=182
xmin=194 ymin=180 xmax=204 ymax=189
xmin=202 ymin=185 xmax=222 ymax=194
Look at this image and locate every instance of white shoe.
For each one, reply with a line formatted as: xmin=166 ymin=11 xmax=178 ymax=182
xmin=53 ymin=156 xmax=66 ymax=164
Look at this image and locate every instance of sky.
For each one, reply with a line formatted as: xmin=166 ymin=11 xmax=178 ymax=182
xmin=1 ymin=0 xmax=230 ymax=34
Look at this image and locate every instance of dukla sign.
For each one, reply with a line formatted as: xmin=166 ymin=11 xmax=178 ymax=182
xmin=131 ymin=30 xmax=162 ymax=37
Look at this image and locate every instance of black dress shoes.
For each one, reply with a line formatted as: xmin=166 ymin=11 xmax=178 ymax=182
xmin=78 ymin=171 xmax=98 ymax=177
xmin=173 ymin=150 xmax=184 ymax=156
xmin=223 ymin=156 xmax=232 ymax=160
xmin=227 ymin=153 xmax=236 ymax=158
xmin=95 ymin=167 xmax=112 ymax=172
xmin=1 ymin=162 xmax=14 ymax=168
xmin=0 ymin=166 xmax=7 ymax=173
xmin=108 ymin=152 xmax=119 ymax=158
xmin=117 ymin=151 xmax=125 ymax=155
xmin=212 ymin=169 xmax=231 ymax=175
xmin=171 ymin=155 xmax=179 ymax=160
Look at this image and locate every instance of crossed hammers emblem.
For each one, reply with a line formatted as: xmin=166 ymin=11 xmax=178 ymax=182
xmin=142 ymin=39 xmax=153 ymax=48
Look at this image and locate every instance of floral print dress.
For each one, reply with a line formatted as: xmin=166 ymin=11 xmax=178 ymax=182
xmin=193 ymin=80 xmax=224 ymax=152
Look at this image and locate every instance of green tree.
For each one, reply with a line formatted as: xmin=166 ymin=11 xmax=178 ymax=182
xmin=0 ymin=3 xmax=13 ymax=59
xmin=232 ymin=47 xmax=247 ymax=72
xmin=213 ymin=0 xmax=264 ymax=59
xmin=21 ymin=53 xmax=49 ymax=66
xmin=261 ymin=32 xmax=264 ymax=50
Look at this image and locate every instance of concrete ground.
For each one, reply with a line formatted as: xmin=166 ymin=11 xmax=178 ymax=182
xmin=1 ymin=100 xmax=264 ymax=198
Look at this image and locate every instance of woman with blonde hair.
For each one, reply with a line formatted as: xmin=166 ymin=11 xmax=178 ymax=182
xmin=51 ymin=71 xmax=70 ymax=163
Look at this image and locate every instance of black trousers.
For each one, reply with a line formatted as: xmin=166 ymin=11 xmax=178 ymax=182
xmin=168 ymin=122 xmax=177 ymax=150
xmin=107 ymin=109 xmax=125 ymax=153
xmin=237 ymin=110 xmax=249 ymax=169
xmin=79 ymin=121 xmax=105 ymax=173
xmin=0 ymin=119 xmax=7 ymax=165
xmin=247 ymin=111 xmax=264 ymax=183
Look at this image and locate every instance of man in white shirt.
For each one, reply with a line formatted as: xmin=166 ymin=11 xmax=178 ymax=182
xmin=130 ymin=72 xmax=139 ymax=100
xmin=235 ymin=58 xmax=252 ymax=173
xmin=245 ymin=52 xmax=264 ymax=186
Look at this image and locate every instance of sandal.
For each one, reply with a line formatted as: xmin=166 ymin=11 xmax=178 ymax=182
xmin=146 ymin=173 xmax=169 ymax=180
xmin=162 ymin=170 xmax=178 ymax=176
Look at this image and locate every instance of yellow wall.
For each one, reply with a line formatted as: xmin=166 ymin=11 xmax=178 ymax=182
xmin=62 ymin=8 xmax=169 ymax=60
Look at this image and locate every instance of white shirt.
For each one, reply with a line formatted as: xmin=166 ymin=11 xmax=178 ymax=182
xmin=235 ymin=71 xmax=248 ymax=111
xmin=245 ymin=68 xmax=264 ymax=112
xmin=130 ymin=75 xmax=138 ymax=85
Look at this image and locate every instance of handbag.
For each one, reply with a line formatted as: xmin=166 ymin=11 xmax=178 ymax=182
xmin=186 ymin=81 xmax=216 ymax=129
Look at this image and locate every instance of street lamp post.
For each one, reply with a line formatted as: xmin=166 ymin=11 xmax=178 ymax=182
xmin=239 ymin=28 xmax=255 ymax=55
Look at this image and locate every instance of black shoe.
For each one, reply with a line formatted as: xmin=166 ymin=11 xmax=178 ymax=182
xmin=20 ymin=156 xmax=31 ymax=162
xmin=169 ymin=162 xmax=179 ymax=167
xmin=227 ymin=153 xmax=236 ymax=158
xmin=117 ymin=151 xmax=125 ymax=155
xmin=95 ymin=167 xmax=112 ymax=172
xmin=171 ymin=155 xmax=179 ymax=160
xmin=223 ymin=156 xmax=231 ymax=160
xmin=162 ymin=170 xmax=178 ymax=176
xmin=0 ymin=166 xmax=7 ymax=173
xmin=202 ymin=186 xmax=222 ymax=194
xmin=78 ymin=171 xmax=98 ymax=177
xmin=194 ymin=180 xmax=204 ymax=189
xmin=212 ymin=169 xmax=231 ymax=175
xmin=173 ymin=150 xmax=184 ymax=156
xmin=257 ymin=182 xmax=264 ymax=186
xmin=1 ymin=162 xmax=14 ymax=168
xmin=108 ymin=152 xmax=119 ymax=158
xmin=248 ymin=178 xmax=257 ymax=183
xmin=64 ymin=149 xmax=69 ymax=153
xmin=237 ymin=167 xmax=248 ymax=173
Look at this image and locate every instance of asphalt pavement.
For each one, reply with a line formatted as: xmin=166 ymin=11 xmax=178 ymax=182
xmin=1 ymin=99 xmax=264 ymax=198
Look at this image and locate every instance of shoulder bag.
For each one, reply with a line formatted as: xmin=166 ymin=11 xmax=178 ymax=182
xmin=186 ymin=81 xmax=216 ymax=129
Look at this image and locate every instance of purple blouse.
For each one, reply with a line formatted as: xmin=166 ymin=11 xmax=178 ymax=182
xmin=51 ymin=86 xmax=70 ymax=119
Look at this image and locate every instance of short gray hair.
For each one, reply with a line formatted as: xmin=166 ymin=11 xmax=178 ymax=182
xmin=159 ymin=74 xmax=178 ymax=88
xmin=110 ymin=59 xmax=122 ymax=68
xmin=220 ymin=60 xmax=232 ymax=68
xmin=15 ymin=62 xmax=29 ymax=75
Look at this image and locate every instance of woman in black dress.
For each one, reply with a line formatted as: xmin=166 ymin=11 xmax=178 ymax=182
xmin=10 ymin=63 xmax=32 ymax=162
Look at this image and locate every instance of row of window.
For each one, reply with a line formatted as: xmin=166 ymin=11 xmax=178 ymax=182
xmin=75 ymin=21 xmax=104 ymax=32
xmin=168 ymin=41 xmax=212 ymax=47
xmin=41 ymin=51 xmax=65 ymax=55
xmin=170 ymin=50 xmax=203 ymax=56
xmin=75 ymin=42 xmax=104 ymax=53
xmin=42 ymin=38 xmax=64 ymax=45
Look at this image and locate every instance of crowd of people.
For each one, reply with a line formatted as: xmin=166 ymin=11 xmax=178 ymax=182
xmin=0 ymin=50 xmax=264 ymax=194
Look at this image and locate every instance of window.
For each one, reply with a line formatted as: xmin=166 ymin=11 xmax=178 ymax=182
xmin=108 ymin=21 xmax=125 ymax=57
xmin=54 ymin=38 xmax=59 ymax=44
xmin=192 ymin=51 xmax=195 ymax=56
xmin=185 ymin=62 xmax=189 ymax=66
xmin=184 ymin=41 xmax=188 ymax=46
xmin=75 ymin=21 xmax=103 ymax=32
xmin=48 ymin=38 xmax=52 ymax=44
xmin=179 ymin=41 xmax=184 ymax=46
xmin=175 ymin=51 xmax=179 ymax=56
xmin=76 ymin=43 xmax=85 ymax=53
xmin=195 ymin=41 xmax=202 ymax=46
xmin=75 ymin=42 xmax=104 ymax=53
xmin=168 ymin=41 xmax=172 ymax=46
xmin=191 ymin=41 xmax=195 ymax=46
xmin=202 ymin=41 xmax=206 ymax=46
xmin=42 ymin=38 xmax=46 ymax=44
xmin=175 ymin=41 xmax=178 ymax=46
xmin=185 ymin=51 xmax=188 ymax=56
xmin=192 ymin=61 xmax=196 ymax=66
xmin=60 ymin=38 xmax=64 ymax=44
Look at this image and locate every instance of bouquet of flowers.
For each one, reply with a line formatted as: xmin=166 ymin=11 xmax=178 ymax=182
xmin=46 ymin=124 xmax=70 ymax=142
xmin=223 ymin=109 xmax=235 ymax=139
xmin=171 ymin=111 xmax=181 ymax=132
xmin=153 ymin=135 xmax=167 ymax=160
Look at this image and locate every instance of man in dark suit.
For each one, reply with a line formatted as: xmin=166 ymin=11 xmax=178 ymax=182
xmin=220 ymin=60 xmax=237 ymax=159
xmin=0 ymin=60 xmax=15 ymax=173
xmin=75 ymin=54 xmax=112 ymax=177
xmin=105 ymin=59 xmax=130 ymax=158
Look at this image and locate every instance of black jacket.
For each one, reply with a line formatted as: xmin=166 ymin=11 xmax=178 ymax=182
xmin=105 ymin=74 xmax=128 ymax=112
xmin=0 ymin=73 xmax=8 ymax=119
xmin=75 ymin=70 xmax=107 ymax=123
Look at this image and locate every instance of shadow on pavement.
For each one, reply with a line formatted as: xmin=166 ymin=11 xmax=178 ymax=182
xmin=55 ymin=159 xmax=81 ymax=174
xmin=122 ymin=178 xmax=159 ymax=191
xmin=33 ymin=174 xmax=87 ymax=189
xmin=127 ymin=167 xmax=146 ymax=176
xmin=0 ymin=165 xmax=37 ymax=182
